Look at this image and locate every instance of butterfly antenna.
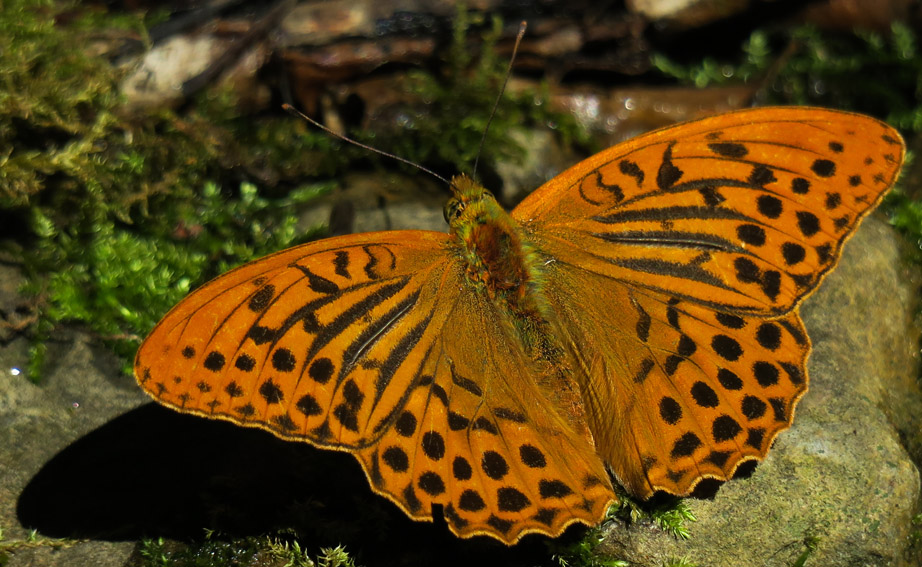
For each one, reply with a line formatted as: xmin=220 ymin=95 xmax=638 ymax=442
xmin=472 ymin=20 xmax=527 ymax=178
xmin=282 ymin=104 xmax=452 ymax=187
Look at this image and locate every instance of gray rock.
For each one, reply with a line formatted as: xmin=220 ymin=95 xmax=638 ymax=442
xmin=1 ymin=330 xmax=148 ymax=566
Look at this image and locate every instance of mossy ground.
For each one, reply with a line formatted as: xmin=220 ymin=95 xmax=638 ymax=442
xmin=135 ymin=533 xmax=358 ymax=567
xmin=2 ymin=2 xmax=920 ymax=567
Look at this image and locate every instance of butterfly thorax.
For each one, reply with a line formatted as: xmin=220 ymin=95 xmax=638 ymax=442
xmin=446 ymin=175 xmax=545 ymax=319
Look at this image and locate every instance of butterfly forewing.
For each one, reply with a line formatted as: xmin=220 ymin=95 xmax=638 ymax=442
xmin=136 ymin=232 xmax=455 ymax=444
xmin=514 ymin=107 xmax=904 ymax=315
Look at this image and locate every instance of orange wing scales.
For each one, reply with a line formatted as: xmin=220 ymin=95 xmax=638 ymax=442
xmin=516 ymin=108 xmax=903 ymax=498
xmin=136 ymin=107 xmax=905 ymax=544
xmin=137 ymin=236 xmax=451 ymax=450
xmin=353 ymin=287 xmax=616 ymax=542
xmin=516 ymin=108 xmax=903 ymax=314
xmin=545 ymin=271 xmax=810 ymax=497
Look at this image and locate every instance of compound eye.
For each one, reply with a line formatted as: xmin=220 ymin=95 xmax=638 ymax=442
xmin=443 ymin=198 xmax=464 ymax=223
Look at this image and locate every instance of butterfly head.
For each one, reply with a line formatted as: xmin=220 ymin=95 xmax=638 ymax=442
xmin=443 ymin=174 xmax=501 ymax=228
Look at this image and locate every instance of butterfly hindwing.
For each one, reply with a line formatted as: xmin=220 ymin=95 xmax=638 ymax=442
xmin=354 ymin=278 xmax=616 ymax=541
xmin=542 ymin=265 xmax=809 ymax=497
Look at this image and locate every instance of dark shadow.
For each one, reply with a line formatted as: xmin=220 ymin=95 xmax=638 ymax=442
xmin=731 ymin=459 xmax=759 ymax=480
xmin=17 ymin=402 xmax=582 ymax=566
xmin=689 ymin=478 xmax=723 ymax=500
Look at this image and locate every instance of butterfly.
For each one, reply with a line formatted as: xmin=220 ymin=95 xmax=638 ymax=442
xmin=135 ymin=106 xmax=904 ymax=544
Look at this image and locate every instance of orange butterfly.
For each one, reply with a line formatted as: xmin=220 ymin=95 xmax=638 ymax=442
xmin=135 ymin=107 xmax=904 ymax=543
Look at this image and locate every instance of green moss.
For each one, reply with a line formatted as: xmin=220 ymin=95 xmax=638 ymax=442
xmin=136 ymin=534 xmax=360 ymax=567
xmin=266 ymin=539 xmax=359 ymax=567
xmin=1 ymin=2 xmax=345 ymax=378
xmin=22 ymin=179 xmax=331 ymax=372
xmin=0 ymin=526 xmax=82 ymax=564
xmin=138 ymin=535 xmax=261 ymax=567
xmin=546 ymin=496 xmax=695 ymax=567
xmin=361 ymin=6 xmax=588 ymax=179
xmin=614 ymin=495 xmax=697 ymax=540
xmin=546 ymin=504 xmax=623 ymax=567
xmin=0 ymin=0 xmax=127 ymax=206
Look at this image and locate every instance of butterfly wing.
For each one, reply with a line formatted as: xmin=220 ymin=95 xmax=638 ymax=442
xmin=513 ymin=107 xmax=904 ymax=315
xmin=136 ymin=232 xmax=452 ymax=448
xmin=540 ymin=267 xmax=810 ymax=497
xmin=135 ymin=230 xmax=615 ymax=543
xmin=352 ymin=277 xmax=616 ymax=543
xmin=511 ymin=107 xmax=904 ymax=496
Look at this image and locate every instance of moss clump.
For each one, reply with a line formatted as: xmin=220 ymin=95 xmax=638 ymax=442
xmin=266 ymin=539 xmax=359 ymax=567
xmin=0 ymin=0 xmax=135 ymax=208
xmin=0 ymin=2 xmax=349 ymax=377
xmin=138 ymin=535 xmax=261 ymax=567
xmin=137 ymin=534 xmax=360 ymax=567
xmin=362 ymin=6 xmax=588 ymax=180
xmin=613 ymin=495 xmax=697 ymax=540
xmin=546 ymin=496 xmax=696 ymax=567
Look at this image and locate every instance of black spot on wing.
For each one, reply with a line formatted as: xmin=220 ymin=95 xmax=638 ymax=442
xmin=292 ymin=265 xmax=340 ymax=294
xmin=333 ymin=250 xmax=351 ymax=279
xmin=708 ymin=142 xmax=748 ymax=158
xmin=620 ymin=159 xmax=645 ymax=186
xmin=449 ymin=364 xmax=483 ymax=397
xmin=248 ymin=285 xmax=275 ymax=312
xmin=656 ymin=143 xmax=683 ymax=190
